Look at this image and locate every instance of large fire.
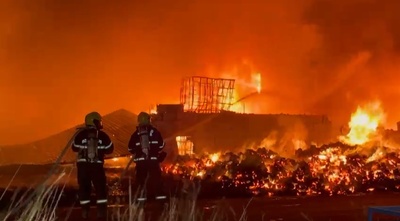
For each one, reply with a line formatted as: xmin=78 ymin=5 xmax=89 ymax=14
xmin=112 ymin=85 xmax=398 ymax=198
xmin=148 ymin=100 xmax=400 ymax=197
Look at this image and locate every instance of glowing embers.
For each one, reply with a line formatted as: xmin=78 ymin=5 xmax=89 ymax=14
xmin=176 ymin=136 xmax=194 ymax=155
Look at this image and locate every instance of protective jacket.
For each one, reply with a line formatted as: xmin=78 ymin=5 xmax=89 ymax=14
xmin=72 ymin=127 xmax=114 ymax=164
xmin=128 ymin=125 xmax=165 ymax=162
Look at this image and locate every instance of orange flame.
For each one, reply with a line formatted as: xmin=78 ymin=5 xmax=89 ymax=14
xmin=340 ymin=101 xmax=385 ymax=145
xmin=229 ymin=72 xmax=262 ymax=113
xmin=210 ymin=152 xmax=220 ymax=163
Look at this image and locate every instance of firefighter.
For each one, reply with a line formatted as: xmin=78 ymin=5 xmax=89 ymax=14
xmin=128 ymin=112 xmax=167 ymax=202
xmin=71 ymin=111 xmax=114 ymax=220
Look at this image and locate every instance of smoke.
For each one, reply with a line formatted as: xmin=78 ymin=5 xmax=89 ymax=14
xmin=300 ymin=0 xmax=400 ymax=126
xmin=256 ymin=121 xmax=309 ymax=159
xmin=1 ymin=0 xmax=400 ymax=144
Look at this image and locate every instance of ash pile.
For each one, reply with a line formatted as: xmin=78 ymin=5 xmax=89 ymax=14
xmin=161 ymin=142 xmax=400 ymax=197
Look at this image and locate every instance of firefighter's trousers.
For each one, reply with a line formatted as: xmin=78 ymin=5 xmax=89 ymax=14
xmin=77 ymin=162 xmax=108 ymax=212
xmin=134 ymin=160 xmax=166 ymax=201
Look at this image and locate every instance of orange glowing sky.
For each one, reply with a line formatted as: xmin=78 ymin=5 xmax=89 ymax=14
xmin=1 ymin=0 xmax=400 ymax=145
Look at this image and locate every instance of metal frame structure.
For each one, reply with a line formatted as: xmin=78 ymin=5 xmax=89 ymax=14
xmin=180 ymin=76 xmax=235 ymax=113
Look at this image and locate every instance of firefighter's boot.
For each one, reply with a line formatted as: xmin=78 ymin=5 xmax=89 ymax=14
xmin=81 ymin=206 xmax=90 ymax=220
xmin=136 ymin=187 xmax=147 ymax=203
xmin=97 ymin=204 xmax=108 ymax=220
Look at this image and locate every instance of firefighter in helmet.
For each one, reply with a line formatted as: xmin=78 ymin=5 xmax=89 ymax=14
xmin=128 ymin=112 xmax=167 ymax=201
xmin=71 ymin=112 xmax=114 ymax=220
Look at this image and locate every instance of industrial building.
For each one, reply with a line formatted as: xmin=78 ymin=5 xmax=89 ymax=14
xmin=151 ymin=76 xmax=333 ymax=156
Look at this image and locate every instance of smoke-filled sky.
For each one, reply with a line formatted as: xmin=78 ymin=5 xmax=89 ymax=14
xmin=1 ymin=0 xmax=400 ymax=145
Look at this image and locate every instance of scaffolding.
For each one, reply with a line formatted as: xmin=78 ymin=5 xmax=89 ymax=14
xmin=180 ymin=76 xmax=235 ymax=113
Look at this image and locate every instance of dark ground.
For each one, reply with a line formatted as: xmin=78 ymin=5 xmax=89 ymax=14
xmin=55 ymin=193 xmax=400 ymax=221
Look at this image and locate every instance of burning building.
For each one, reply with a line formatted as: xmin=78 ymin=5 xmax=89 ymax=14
xmin=158 ymin=99 xmax=400 ymax=198
xmin=150 ymin=76 xmax=333 ymax=157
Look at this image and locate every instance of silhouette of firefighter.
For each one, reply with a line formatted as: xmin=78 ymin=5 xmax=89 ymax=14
xmin=71 ymin=111 xmax=114 ymax=220
xmin=128 ymin=112 xmax=167 ymax=201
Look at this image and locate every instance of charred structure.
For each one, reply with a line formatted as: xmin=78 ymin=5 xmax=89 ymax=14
xmin=152 ymin=104 xmax=332 ymax=154
xmin=180 ymin=76 xmax=235 ymax=113
xmin=152 ymin=76 xmax=333 ymax=155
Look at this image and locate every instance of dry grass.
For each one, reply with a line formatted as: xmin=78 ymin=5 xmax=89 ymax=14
xmin=1 ymin=166 xmax=74 ymax=221
xmin=109 ymin=179 xmax=253 ymax=221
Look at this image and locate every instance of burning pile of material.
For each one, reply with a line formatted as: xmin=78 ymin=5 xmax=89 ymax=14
xmin=160 ymin=101 xmax=400 ymax=197
xmin=163 ymin=143 xmax=400 ymax=197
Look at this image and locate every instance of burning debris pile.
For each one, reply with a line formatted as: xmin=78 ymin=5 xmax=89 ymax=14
xmin=162 ymin=142 xmax=400 ymax=197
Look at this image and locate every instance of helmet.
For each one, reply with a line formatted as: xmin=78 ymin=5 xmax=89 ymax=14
xmin=85 ymin=111 xmax=103 ymax=128
xmin=137 ymin=112 xmax=151 ymax=126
